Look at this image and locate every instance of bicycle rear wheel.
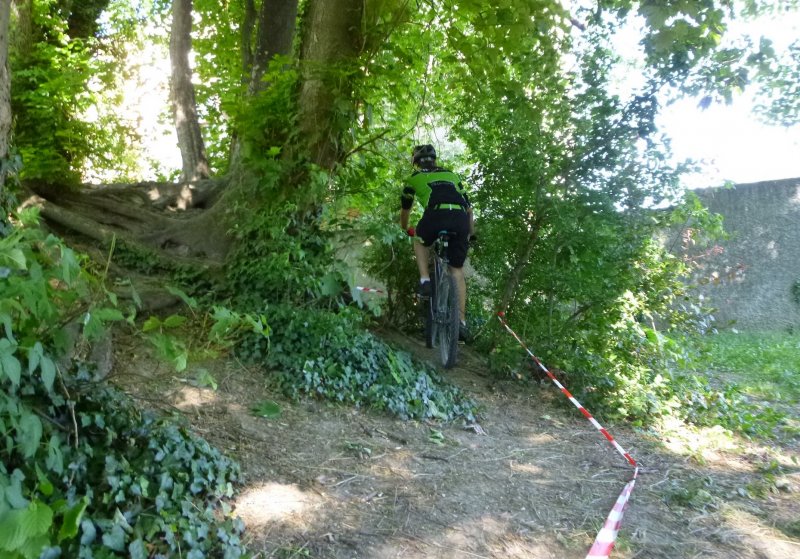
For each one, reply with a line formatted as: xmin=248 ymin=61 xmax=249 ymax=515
xmin=436 ymin=270 xmax=459 ymax=368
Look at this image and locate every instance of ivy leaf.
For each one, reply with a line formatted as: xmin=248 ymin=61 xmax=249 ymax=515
xmin=18 ymin=413 xmax=43 ymax=458
xmin=319 ymin=272 xmax=341 ymax=297
xmin=79 ymin=519 xmax=96 ymax=546
xmin=58 ymin=498 xmax=88 ymax=542
xmin=81 ymin=313 xmax=104 ymax=342
xmin=172 ymin=351 xmax=188 ymax=373
xmin=0 ymin=340 xmax=22 ymax=386
xmin=5 ymin=472 xmax=30 ymax=509
xmin=101 ymin=525 xmax=126 ymax=552
xmin=0 ymin=312 xmax=16 ymax=343
xmin=27 ymin=342 xmax=43 ymax=376
xmin=46 ymin=436 xmax=64 ymax=475
xmin=129 ymin=538 xmax=147 ymax=559
xmin=428 ymin=429 xmax=445 ymax=445
xmin=194 ymin=368 xmax=217 ymax=390
xmin=40 ymin=357 xmax=56 ymax=393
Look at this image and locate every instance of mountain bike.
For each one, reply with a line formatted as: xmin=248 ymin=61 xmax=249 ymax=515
xmin=422 ymin=231 xmax=460 ymax=369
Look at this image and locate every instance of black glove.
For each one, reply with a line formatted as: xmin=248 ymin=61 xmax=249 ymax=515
xmin=468 ymin=234 xmax=478 ymax=246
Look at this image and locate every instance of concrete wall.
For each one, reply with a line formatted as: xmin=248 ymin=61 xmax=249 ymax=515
xmin=688 ymin=178 xmax=800 ymax=331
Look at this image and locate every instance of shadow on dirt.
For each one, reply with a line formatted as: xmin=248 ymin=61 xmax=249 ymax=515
xmin=114 ymin=328 xmax=800 ymax=559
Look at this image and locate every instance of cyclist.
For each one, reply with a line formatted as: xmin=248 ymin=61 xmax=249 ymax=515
xmin=399 ymin=144 xmax=474 ymax=340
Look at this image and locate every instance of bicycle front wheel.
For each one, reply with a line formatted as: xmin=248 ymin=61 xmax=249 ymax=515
xmin=436 ymin=271 xmax=459 ymax=368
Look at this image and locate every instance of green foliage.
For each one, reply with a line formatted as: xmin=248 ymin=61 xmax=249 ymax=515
xmin=142 ymin=295 xmax=270 ymax=373
xmin=111 ymin=241 xmax=162 ymax=275
xmin=238 ymin=306 xmax=476 ymax=422
xmin=663 ymin=475 xmax=718 ymax=510
xmin=755 ymin=38 xmax=800 ymax=125
xmin=225 ymin=173 xmax=347 ymax=308
xmin=359 ymin=223 xmax=421 ymax=330
xmin=250 ymin=400 xmax=281 ymax=419
xmin=142 ymin=312 xmax=190 ymax=372
xmin=10 ymin=1 xmax=134 ymax=184
xmin=9 ymin=0 xmax=791 ymax=444
xmin=320 ymin=0 xmax=749 ymax=428
xmin=0 ymin=212 xmax=246 ymax=558
xmin=428 ymin=11 xmax=710 ymax=423
xmin=675 ymin=374 xmax=786 ymax=438
xmin=668 ymin=331 xmax=800 ymax=438
xmin=691 ymin=331 xmax=800 ymax=403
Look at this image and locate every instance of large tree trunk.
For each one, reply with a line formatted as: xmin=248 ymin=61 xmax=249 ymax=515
xmin=230 ymin=0 xmax=299 ymax=166
xmin=297 ymin=0 xmax=364 ymax=170
xmin=170 ymin=0 xmax=210 ymax=182
xmin=10 ymin=0 xmax=31 ymax=56
xmin=0 ymin=0 xmax=10 ymax=194
xmin=240 ymin=0 xmax=256 ymax=86
xmin=249 ymin=0 xmax=298 ymax=95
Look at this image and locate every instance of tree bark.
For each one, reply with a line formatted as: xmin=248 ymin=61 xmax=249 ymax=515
xmin=240 ymin=0 xmax=256 ymax=86
xmin=249 ymin=0 xmax=298 ymax=94
xmin=230 ymin=0 xmax=298 ymax=165
xmin=170 ymin=0 xmax=210 ymax=182
xmin=0 ymin=0 xmax=10 ymax=194
xmin=10 ymin=0 xmax=32 ymax=57
xmin=58 ymin=0 xmax=111 ymax=40
xmin=497 ymin=219 xmax=542 ymax=314
xmin=297 ymin=0 xmax=364 ymax=170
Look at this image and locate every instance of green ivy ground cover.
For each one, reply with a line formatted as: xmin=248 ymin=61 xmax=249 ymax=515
xmin=0 ymin=214 xmax=246 ymax=558
xmin=238 ymin=306 xmax=477 ymax=423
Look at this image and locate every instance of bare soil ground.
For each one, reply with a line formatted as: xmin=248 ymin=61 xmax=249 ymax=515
xmin=114 ymin=329 xmax=800 ymax=559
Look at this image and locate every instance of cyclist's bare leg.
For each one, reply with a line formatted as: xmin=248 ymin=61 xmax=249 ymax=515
xmin=413 ymin=240 xmax=431 ymax=280
xmin=450 ymin=265 xmax=466 ymax=322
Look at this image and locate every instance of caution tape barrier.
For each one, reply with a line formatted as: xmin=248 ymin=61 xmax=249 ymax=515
xmin=355 ymin=286 xmax=386 ymax=295
xmin=496 ymin=312 xmax=639 ymax=559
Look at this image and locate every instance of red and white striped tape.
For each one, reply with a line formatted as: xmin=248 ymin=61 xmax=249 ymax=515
xmin=496 ymin=312 xmax=639 ymax=559
xmin=355 ymin=286 xmax=386 ymax=295
xmin=586 ymin=471 xmax=638 ymax=559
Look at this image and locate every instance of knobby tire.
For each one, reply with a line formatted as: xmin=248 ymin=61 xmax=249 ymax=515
xmin=437 ymin=270 xmax=459 ymax=369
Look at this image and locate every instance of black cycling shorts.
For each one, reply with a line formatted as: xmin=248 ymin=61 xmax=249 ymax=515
xmin=416 ymin=209 xmax=470 ymax=268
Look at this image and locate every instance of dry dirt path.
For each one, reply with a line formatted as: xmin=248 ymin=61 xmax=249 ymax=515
xmin=116 ymin=329 xmax=800 ymax=559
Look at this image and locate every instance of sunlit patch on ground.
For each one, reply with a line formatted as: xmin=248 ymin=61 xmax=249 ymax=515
xmin=721 ymin=506 xmax=800 ymax=559
xmin=509 ymin=461 xmax=545 ymax=476
xmin=170 ymin=385 xmax=218 ymax=410
xmin=656 ymin=416 xmax=739 ymax=459
xmin=235 ymin=482 xmax=323 ymax=528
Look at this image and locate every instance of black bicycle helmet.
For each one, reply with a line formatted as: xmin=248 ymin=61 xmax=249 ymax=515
xmin=412 ymin=144 xmax=437 ymax=165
